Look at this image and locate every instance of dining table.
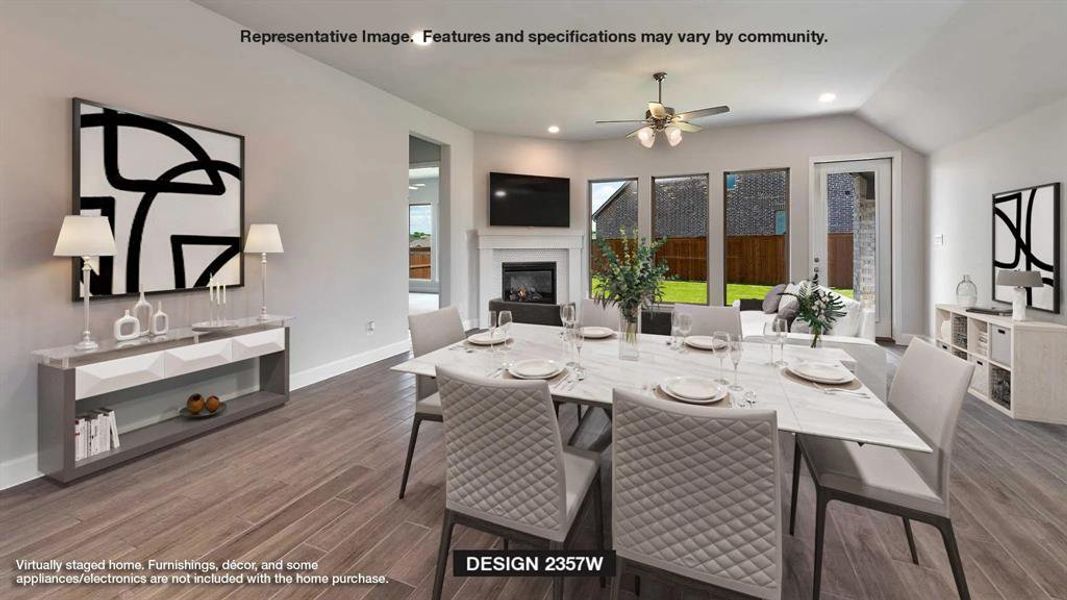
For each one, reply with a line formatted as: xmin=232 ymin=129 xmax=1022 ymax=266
xmin=391 ymin=322 xmax=930 ymax=453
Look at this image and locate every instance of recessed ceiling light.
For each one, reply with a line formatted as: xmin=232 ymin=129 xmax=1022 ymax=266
xmin=409 ymin=186 xmax=418 ymax=190
xmin=412 ymin=31 xmax=432 ymax=46
xmin=547 ymin=125 xmax=560 ymax=134
xmin=819 ymin=92 xmax=837 ymax=103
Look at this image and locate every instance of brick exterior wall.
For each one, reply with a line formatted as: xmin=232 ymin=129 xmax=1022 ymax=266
xmin=652 ymin=176 xmax=709 ymax=238
xmin=592 ymin=180 xmax=638 ymax=239
xmin=725 ymin=170 xmax=788 ymax=236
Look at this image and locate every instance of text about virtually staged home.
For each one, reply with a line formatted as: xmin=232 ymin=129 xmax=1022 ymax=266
xmin=3 ymin=1 xmax=1066 ymax=600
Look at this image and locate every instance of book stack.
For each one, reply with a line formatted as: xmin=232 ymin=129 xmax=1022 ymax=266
xmin=74 ymin=409 xmax=120 ymax=461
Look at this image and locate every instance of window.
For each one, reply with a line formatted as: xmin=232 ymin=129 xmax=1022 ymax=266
xmin=589 ymin=178 xmax=638 ymax=297
xmin=408 ymin=204 xmax=432 ymax=281
xmin=724 ymin=169 xmax=789 ymax=305
xmin=652 ymin=174 xmax=709 ymax=304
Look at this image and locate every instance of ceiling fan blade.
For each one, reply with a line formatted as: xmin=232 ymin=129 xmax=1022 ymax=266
xmin=670 ymin=120 xmax=702 ymax=133
xmin=648 ymin=102 xmax=667 ymax=119
xmin=675 ymin=105 xmax=730 ymax=121
xmin=595 ymin=119 xmax=649 ymax=124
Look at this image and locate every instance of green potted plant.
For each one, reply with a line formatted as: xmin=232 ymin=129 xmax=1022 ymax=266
xmin=591 ymin=230 xmax=670 ymax=360
xmin=783 ymin=271 xmax=846 ymax=348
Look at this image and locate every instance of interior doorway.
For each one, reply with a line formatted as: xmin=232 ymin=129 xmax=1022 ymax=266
xmin=812 ymin=158 xmax=893 ymax=338
xmin=408 ymin=136 xmax=441 ymax=316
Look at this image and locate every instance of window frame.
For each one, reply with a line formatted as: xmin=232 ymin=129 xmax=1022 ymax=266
xmin=651 ymin=172 xmax=711 ymax=306
xmin=587 ymin=177 xmax=639 ymax=299
xmin=721 ymin=167 xmax=791 ymax=306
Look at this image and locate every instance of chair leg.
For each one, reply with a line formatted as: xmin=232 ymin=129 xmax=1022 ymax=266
xmin=812 ymin=491 xmax=829 ymax=600
xmin=554 ymin=401 xmax=560 ymax=419
xmin=549 ymin=540 xmax=564 ymax=600
xmin=398 ymin=415 xmax=423 ymax=499
xmin=592 ymin=475 xmax=606 ymax=588
xmin=610 ymin=556 xmax=624 ymax=600
xmin=431 ymin=510 xmax=455 ymax=600
xmin=936 ymin=518 xmax=971 ymax=600
xmin=790 ymin=436 xmax=802 ymax=535
xmin=903 ymin=517 xmax=919 ymax=564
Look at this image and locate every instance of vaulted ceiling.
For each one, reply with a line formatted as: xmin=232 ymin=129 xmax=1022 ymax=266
xmin=196 ymin=0 xmax=1067 ymax=152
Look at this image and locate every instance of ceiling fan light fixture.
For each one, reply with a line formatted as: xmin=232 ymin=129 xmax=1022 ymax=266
xmin=637 ymin=126 xmax=656 ymax=148
xmin=665 ymin=126 xmax=683 ymax=146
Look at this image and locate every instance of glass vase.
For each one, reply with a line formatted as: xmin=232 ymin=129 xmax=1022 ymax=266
xmin=956 ymin=274 xmax=978 ymax=307
xmin=618 ymin=308 xmax=641 ymax=361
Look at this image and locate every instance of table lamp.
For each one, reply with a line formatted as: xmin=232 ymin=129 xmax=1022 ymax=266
xmin=54 ymin=215 xmax=117 ymax=350
xmin=996 ymin=269 xmax=1043 ymax=321
xmin=244 ymin=224 xmax=284 ymax=320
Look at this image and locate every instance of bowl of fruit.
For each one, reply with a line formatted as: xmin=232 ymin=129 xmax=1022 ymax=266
xmin=179 ymin=393 xmax=226 ymax=418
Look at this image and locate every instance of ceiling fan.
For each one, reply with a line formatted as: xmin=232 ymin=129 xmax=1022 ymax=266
xmin=595 ymin=72 xmax=729 ymax=148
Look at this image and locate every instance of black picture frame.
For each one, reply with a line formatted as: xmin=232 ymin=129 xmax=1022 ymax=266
xmin=71 ymin=98 xmax=245 ymax=301
xmin=991 ymin=182 xmax=1060 ymax=314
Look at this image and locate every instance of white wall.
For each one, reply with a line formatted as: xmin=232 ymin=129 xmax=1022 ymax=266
xmin=927 ymin=95 xmax=1067 ymax=328
xmin=472 ymin=115 xmax=928 ymax=336
xmin=0 ymin=0 xmax=474 ymax=489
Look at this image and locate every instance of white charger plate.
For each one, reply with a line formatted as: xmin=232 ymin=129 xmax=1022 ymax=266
xmin=683 ymin=335 xmax=728 ymax=351
xmin=787 ymin=361 xmax=855 ymax=385
xmin=508 ymin=359 xmax=565 ymax=380
xmin=659 ymin=376 xmax=728 ymax=404
xmin=580 ymin=326 xmax=614 ymax=339
xmin=467 ymin=330 xmax=509 ymax=346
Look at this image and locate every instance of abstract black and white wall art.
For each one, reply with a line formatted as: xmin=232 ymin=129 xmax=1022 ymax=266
xmin=992 ymin=182 xmax=1060 ymax=313
xmin=73 ymin=99 xmax=243 ymax=299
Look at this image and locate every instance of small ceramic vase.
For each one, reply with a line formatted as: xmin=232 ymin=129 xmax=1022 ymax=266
xmin=133 ymin=290 xmax=152 ymax=337
xmin=114 ymin=310 xmax=141 ymax=341
xmin=151 ymin=301 xmax=169 ymax=336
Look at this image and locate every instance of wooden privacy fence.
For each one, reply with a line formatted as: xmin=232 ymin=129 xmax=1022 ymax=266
xmin=409 ymin=248 xmax=431 ymax=279
xmin=826 ymin=233 xmax=854 ymax=289
xmin=594 ymin=235 xmax=789 ymax=285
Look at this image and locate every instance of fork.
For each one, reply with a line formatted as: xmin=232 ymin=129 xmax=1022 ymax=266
xmin=813 ymin=383 xmax=869 ymax=397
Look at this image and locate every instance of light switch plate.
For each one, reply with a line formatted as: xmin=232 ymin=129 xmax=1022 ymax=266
xmin=934 ymin=234 xmax=945 ymax=246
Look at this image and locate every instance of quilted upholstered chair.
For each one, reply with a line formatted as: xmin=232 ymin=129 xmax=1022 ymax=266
xmin=611 ymin=389 xmax=783 ymax=600
xmin=580 ymin=298 xmax=621 ymax=330
xmin=790 ymin=340 xmax=974 ymax=599
xmin=399 ymin=306 xmax=466 ymax=499
xmin=431 ymin=366 xmax=604 ymax=600
xmin=671 ymin=304 xmax=743 ymax=338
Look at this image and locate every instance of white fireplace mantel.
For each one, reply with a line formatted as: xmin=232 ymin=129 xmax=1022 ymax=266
xmin=476 ymin=229 xmax=584 ymax=327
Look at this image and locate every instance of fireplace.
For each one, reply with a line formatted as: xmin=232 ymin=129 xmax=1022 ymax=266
xmin=502 ymin=262 xmax=557 ymax=304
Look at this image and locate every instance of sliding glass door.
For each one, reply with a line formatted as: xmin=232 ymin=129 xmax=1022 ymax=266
xmin=812 ymin=159 xmax=892 ymax=338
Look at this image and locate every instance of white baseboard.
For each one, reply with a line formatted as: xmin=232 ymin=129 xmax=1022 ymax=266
xmin=1 ymin=454 xmax=43 ymax=492
xmin=289 ymin=338 xmax=412 ymax=391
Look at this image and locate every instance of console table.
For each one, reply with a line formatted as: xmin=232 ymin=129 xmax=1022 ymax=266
xmin=935 ymin=304 xmax=1067 ymax=424
xmin=34 ymin=316 xmax=291 ymax=483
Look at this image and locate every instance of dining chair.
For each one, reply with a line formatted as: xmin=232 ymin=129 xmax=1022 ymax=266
xmin=671 ymin=304 xmax=742 ymax=338
xmin=611 ymin=389 xmax=783 ymax=600
xmin=431 ymin=366 xmax=604 ymax=600
xmin=399 ymin=306 xmax=466 ymax=499
xmin=580 ymin=298 xmax=621 ymax=330
xmin=789 ymin=340 xmax=974 ymax=599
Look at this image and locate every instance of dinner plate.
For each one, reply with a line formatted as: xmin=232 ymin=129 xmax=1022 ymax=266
xmin=508 ymin=359 xmax=565 ymax=380
xmin=467 ymin=330 xmax=509 ymax=346
xmin=659 ymin=376 xmax=727 ymax=404
xmin=683 ymin=335 xmax=728 ymax=351
xmin=787 ymin=361 xmax=855 ymax=385
xmin=580 ymin=326 xmax=614 ymax=339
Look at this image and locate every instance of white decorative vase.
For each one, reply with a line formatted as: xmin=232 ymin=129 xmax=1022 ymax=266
xmin=114 ymin=310 xmax=141 ymax=341
xmin=132 ymin=290 xmax=153 ymax=337
xmin=151 ymin=302 xmax=169 ymax=336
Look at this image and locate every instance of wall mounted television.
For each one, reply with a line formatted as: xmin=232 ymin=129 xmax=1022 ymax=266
xmin=489 ymin=172 xmax=570 ymax=227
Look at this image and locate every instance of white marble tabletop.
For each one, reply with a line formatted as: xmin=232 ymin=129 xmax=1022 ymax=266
xmin=392 ymin=322 xmax=930 ymax=453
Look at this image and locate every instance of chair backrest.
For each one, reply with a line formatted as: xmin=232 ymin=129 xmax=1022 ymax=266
xmin=408 ymin=306 xmax=465 ymax=399
xmin=612 ymin=389 xmax=782 ymax=600
xmin=580 ymin=298 xmax=621 ymax=329
xmin=889 ymin=339 xmax=974 ymax=506
xmin=672 ymin=304 xmax=743 ymax=338
xmin=436 ymin=366 xmax=568 ymax=540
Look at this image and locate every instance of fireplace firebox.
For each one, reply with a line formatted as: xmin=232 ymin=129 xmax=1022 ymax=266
xmin=502 ymin=262 xmax=556 ymax=304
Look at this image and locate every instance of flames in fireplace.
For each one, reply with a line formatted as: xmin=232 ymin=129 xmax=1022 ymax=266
xmin=502 ymin=262 xmax=557 ymax=304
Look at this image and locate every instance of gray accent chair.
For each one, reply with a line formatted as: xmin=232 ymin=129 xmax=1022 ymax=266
xmin=612 ymin=389 xmax=783 ymax=600
xmin=399 ymin=306 xmax=466 ymax=499
xmin=790 ymin=340 xmax=974 ymax=599
xmin=580 ymin=298 xmax=621 ymax=329
xmin=431 ymin=366 xmax=604 ymax=600
xmin=671 ymin=304 xmax=743 ymax=338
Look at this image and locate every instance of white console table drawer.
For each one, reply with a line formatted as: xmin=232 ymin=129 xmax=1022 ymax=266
xmin=163 ymin=339 xmax=233 ymax=377
xmin=75 ymin=352 xmax=166 ymax=400
xmin=231 ymin=328 xmax=286 ymax=361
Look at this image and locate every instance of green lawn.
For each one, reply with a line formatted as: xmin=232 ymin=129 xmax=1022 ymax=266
xmin=592 ymin=277 xmax=853 ymax=306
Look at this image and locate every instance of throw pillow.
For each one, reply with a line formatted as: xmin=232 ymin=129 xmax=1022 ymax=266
xmin=777 ymin=282 xmax=801 ymax=321
xmin=762 ymin=283 xmax=787 ymax=314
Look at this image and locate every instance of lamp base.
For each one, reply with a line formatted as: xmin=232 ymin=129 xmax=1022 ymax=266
xmin=74 ymin=334 xmax=98 ymax=352
xmin=1012 ymin=287 xmax=1028 ymax=321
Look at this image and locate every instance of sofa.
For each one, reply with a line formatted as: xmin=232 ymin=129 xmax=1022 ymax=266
xmin=732 ymin=281 xmax=876 ymax=342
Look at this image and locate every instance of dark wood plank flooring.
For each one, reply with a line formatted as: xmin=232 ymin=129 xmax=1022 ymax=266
xmin=2 ymin=346 xmax=1066 ymax=599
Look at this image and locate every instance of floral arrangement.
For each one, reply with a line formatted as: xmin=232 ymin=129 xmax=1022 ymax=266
xmin=783 ymin=271 xmax=846 ymax=348
xmin=591 ymin=230 xmax=671 ymax=344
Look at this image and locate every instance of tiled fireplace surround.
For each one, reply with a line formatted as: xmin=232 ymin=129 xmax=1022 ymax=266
xmin=476 ymin=229 xmax=584 ymax=328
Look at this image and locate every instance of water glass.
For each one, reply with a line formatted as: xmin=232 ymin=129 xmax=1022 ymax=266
xmin=712 ymin=330 xmax=730 ymax=384
xmin=676 ymin=313 xmax=693 ymax=351
xmin=762 ymin=321 xmax=778 ymax=365
xmin=498 ymin=311 xmax=513 ymax=367
xmin=773 ymin=318 xmax=789 ymax=366
xmin=728 ymin=335 xmax=744 ymax=391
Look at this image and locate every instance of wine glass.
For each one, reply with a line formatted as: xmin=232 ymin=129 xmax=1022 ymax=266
xmin=498 ymin=311 xmax=513 ymax=367
xmin=728 ymin=334 xmax=744 ymax=392
xmin=773 ymin=318 xmax=789 ymax=366
xmin=572 ymin=326 xmax=585 ymax=379
xmin=670 ymin=310 xmax=681 ymax=349
xmin=712 ymin=331 xmax=730 ymax=384
xmin=676 ymin=313 xmax=693 ymax=352
xmin=763 ymin=321 xmax=778 ymax=365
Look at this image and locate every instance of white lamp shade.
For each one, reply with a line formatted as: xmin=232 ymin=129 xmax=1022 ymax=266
xmin=637 ymin=126 xmax=656 ymax=148
xmin=53 ymin=215 xmax=116 ymax=257
xmin=665 ymin=126 xmax=683 ymax=146
xmin=996 ymin=269 xmax=1042 ymax=288
xmin=244 ymin=223 xmax=284 ymax=254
